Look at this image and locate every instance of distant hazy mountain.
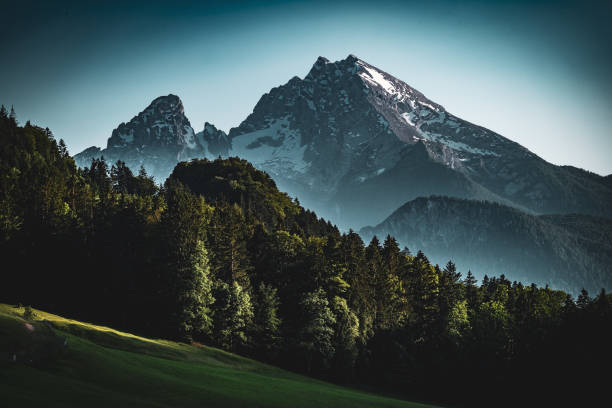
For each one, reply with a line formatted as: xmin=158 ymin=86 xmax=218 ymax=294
xmin=74 ymin=95 xmax=229 ymax=181
xmin=74 ymin=56 xmax=612 ymax=228
xmin=360 ymin=196 xmax=612 ymax=295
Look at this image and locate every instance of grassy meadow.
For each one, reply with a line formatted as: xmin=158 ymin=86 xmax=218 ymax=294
xmin=0 ymin=304 xmax=438 ymax=408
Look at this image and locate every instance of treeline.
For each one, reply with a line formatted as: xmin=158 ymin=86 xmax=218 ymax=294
xmin=361 ymin=195 xmax=612 ymax=295
xmin=1 ymin=109 xmax=610 ymax=407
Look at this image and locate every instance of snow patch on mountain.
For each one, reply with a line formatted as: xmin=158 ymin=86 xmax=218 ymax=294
xmin=183 ymin=125 xmax=197 ymax=149
xmin=75 ymin=55 xmax=612 ymax=227
xmin=231 ymin=116 xmax=310 ymax=177
xmin=359 ymin=66 xmax=398 ymax=96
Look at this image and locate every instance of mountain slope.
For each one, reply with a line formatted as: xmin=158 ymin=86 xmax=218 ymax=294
xmin=333 ymin=141 xmax=524 ymax=221
xmin=195 ymin=122 xmax=231 ymax=157
xmin=226 ymin=55 xmax=612 ymax=227
xmin=0 ymin=304 xmax=436 ymax=408
xmin=73 ymin=56 xmax=612 ymax=228
xmin=360 ymin=196 xmax=612 ymax=294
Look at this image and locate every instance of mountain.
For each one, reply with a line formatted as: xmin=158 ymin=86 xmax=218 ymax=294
xmin=195 ymin=122 xmax=231 ymax=157
xmin=74 ymin=56 xmax=612 ymax=228
xmin=5 ymin=113 xmax=610 ymax=408
xmin=227 ymin=55 xmax=612 ymax=227
xmin=74 ymin=95 xmax=224 ymax=181
xmin=360 ymin=196 xmax=612 ymax=294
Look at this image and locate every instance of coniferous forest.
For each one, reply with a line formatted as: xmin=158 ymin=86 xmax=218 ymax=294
xmin=1 ymin=108 xmax=611 ymax=407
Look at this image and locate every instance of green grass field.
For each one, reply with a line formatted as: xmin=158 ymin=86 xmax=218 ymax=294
xmin=0 ymin=304 xmax=439 ymax=408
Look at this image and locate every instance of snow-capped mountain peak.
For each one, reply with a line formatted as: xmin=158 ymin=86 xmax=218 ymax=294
xmin=75 ymin=94 xmax=208 ymax=181
xmin=223 ymin=55 xmax=610 ymax=227
xmin=106 ymin=94 xmax=196 ymax=150
xmin=75 ymin=55 xmax=612 ymax=228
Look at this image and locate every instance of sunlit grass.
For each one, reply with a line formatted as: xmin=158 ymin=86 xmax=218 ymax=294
xmin=0 ymin=304 xmax=439 ymax=408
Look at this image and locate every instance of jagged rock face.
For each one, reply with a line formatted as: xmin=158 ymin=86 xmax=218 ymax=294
xmin=229 ymin=56 xmax=407 ymax=200
xmin=360 ymin=196 xmax=612 ymax=295
xmin=227 ymin=55 xmax=612 ymax=227
xmin=196 ymin=122 xmax=230 ymax=157
xmin=75 ymin=95 xmax=208 ymax=181
xmin=74 ymin=56 xmax=612 ymax=228
xmin=106 ymin=94 xmax=196 ymax=151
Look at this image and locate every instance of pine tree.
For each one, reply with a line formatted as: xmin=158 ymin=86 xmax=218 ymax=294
xmin=161 ymin=180 xmax=213 ymax=340
xmin=365 ymin=236 xmax=384 ymax=328
xmin=44 ymin=127 xmax=54 ymax=141
xmin=331 ymin=295 xmax=359 ymax=376
xmin=110 ymin=160 xmax=135 ymax=194
xmin=86 ymin=157 xmax=111 ymax=198
xmin=438 ymin=260 xmax=464 ymax=337
xmin=382 ymin=235 xmax=401 ymax=277
xmin=252 ymin=283 xmax=282 ymax=358
xmin=341 ymin=230 xmax=374 ymax=341
xmin=209 ymin=203 xmax=251 ymax=289
xmin=298 ymin=288 xmax=336 ymax=374
xmin=9 ymin=105 xmax=16 ymax=124
xmin=323 ymin=233 xmax=349 ymax=297
xmin=212 ymin=280 xmax=254 ymax=351
xmin=135 ymin=165 xmax=157 ymax=195
xmin=176 ymin=241 xmax=215 ymax=339
xmin=408 ymin=250 xmax=440 ymax=338
xmin=373 ymin=235 xmax=407 ymax=330
xmin=464 ymin=270 xmax=480 ymax=311
xmin=577 ymin=289 xmax=591 ymax=309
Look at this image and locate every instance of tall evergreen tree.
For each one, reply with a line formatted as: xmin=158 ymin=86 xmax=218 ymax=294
xmin=407 ymin=250 xmax=440 ymax=338
xmin=464 ymin=270 xmax=480 ymax=311
xmin=252 ymin=282 xmax=282 ymax=359
xmin=331 ymin=295 xmax=359 ymax=377
xmin=341 ymin=231 xmax=374 ymax=341
xmin=160 ymin=180 xmax=213 ymax=340
xmin=212 ymin=280 xmax=254 ymax=351
xmin=209 ymin=203 xmax=251 ymax=288
xmin=297 ymin=288 xmax=336 ymax=374
xmin=9 ymin=105 xmax=16 ymax=124
xmin=176 ymin=240 xmax=215 ymax=339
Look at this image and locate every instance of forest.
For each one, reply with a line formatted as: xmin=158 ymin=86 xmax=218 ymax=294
xmin=1 ymin=107 xmax=610 ymax=407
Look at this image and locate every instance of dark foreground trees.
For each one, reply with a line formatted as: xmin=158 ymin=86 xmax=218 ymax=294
xmin=1 ymin=112 xmax=610 ymax=407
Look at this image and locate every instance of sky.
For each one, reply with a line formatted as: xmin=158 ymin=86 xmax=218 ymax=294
xmin=1 ymin=0 xmax=611 ymax=175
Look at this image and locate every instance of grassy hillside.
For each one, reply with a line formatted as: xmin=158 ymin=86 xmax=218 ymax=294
xmin=0 ymin=304 xmax=437 ymax=408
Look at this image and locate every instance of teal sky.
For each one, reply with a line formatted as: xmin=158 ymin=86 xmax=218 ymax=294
xmin=1 ymin=0 xmax=611 ymax=174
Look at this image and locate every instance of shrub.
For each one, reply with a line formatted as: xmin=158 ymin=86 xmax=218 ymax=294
xmin=23 ymin=305 xmax=35 ymax=320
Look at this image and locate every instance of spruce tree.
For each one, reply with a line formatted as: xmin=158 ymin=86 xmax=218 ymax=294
xmin=161 ymin=180 xmax=213 ymax=340
xmin=252 ymin=283 xmax=282 ymax=358
xmin=331 ymin=295 xmax=359 ymax=376
xmin=9 ymin=105 xmax=16 ymax=124
xmin=298 ymin=288 xmax=336 ymax=374
xmin=209 ymin=203 xmax=251 ymax=289
xmin=212 ymin=281 xmax=254 ymax=351
xmin=340 ymin=230 xmax=374 ymax=341
xmin=464 ymin=270 xmax=480 ymax=311
xmin=176 ymin=241 xmax=215 ymax=339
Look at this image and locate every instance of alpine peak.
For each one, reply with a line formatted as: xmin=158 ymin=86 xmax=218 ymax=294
xmin=75 ymin=57 xmax=612 ymax=229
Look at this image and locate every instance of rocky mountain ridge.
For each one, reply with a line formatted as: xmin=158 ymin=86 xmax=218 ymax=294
xmin=74 ymin=55 xmax=612 ymax=228
xmin=75 ymin=95 xmax=219 ymax=180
